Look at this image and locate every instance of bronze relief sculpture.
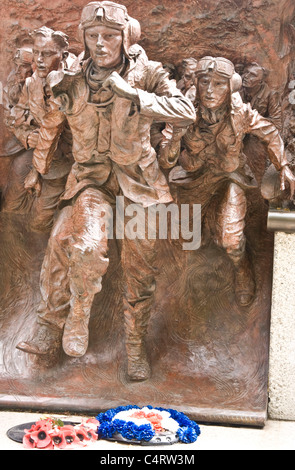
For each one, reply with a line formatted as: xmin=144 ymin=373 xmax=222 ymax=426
xmin=177 ymin=58 xmax=198 ymax=103
xmin=4 ymin=27 xmax=74 ymax=232
xmin=1 ymin=0 xmax=294 ymax=426
xmin=15 ymin=1 xmax=196 ymax=381
xmin=240 ymin=62 xmax=285 ymax=204
xmin=2 ymin=47 xmax=34 ymax=214
xmin=240 ymin=62 xmax=282 ymax=131
xmin=169 ymin=57 xmax=295 ymax=307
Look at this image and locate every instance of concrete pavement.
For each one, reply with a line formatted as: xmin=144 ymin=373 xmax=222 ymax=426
xmin=0 ymin=410 xmax=294 ymax=451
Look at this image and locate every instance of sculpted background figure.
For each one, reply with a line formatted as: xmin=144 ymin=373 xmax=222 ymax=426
xmin=169 ymin=56 xmax=295 ymax=307
xmin=241 ymin=62 xmax=282 ymax=131
xmin=177 ymin=58 xmax=198 ymax=103
xmin=240 ymin=62 xmax=285 ymax=201
xmin=16 ymin=1 xmax=195 ymax=381
xmin=2 ymin=47 xmax=34 ymax=214
xmin=9 ymin=27 xmax=73 ymax=232
xmin=283 ymin=73 xmax=295 ymax=167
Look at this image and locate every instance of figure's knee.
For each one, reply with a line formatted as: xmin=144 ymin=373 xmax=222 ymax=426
xmin=72 ymin=188 xmax=113 ymax=246
xmin=53 ymin=189 xmax=112 ymax=297
xmin=47 ymin=206 xmax=73 ymax=248
xmin=69 ymin=245 xmax=109 ymax=297
xmin=123 ymin=258 xmax=156 ymax=305
xmin=69 ymin=218 xmax=110 ymax=297
xmin=215 ymin=183 xmax=247 ymax=255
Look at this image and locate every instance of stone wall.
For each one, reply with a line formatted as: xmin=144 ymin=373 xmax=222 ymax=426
xmin=268 ymin=232 xmax=295 ymax=420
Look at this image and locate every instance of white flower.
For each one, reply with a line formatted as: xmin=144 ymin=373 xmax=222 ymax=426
xmin=112 ymin=407 xmax=179 ymax=433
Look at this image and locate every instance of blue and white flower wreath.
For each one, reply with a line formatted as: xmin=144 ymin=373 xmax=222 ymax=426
xmin=96 ymin=405 xmax=201 ymax=445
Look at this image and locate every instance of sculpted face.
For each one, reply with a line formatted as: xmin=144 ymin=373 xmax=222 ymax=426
xmin=242 ymin=65 xmax=264 ymax=88
xmin=183 ymin=68 xmax=195 ymax=91
xmin=33 ymin=35 xmax=64 ymax=78
xmin=84 ymin=25 xmax=123 ymax=69
xmin=14 ymin=63 xmax=32 ymax=82
xmin=197 ymin=72 xmax=230 ymax=110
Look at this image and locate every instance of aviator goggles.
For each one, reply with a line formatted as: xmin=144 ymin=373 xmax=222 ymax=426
xmin=80 ymin=1 xmax=129 ymax=30
xmin=196 ymin=57 xmax=235 ymax=78
xmin=14 ymin=48 xmax=34 ymax=65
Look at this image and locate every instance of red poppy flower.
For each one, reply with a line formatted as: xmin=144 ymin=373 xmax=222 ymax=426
xmin=23 ymin=418 xmax=54 ymax=449
xmin=35 ymin=419 xmax=53 ymax=430
xmin=23 ymin=432 xmax=36 ymax=449
xmin=22 ymin=417 xmax=99 ymax=450
xmin=25 ymin=420 xmax=49 ymax=434
xmin=146 ymin=412 xmax=163 ymax=431
xmin=29 ymin=426 xmax=52 ymax=448
xmin=42 ymin=441 xmax=54 ymax=450
xmin=59 ymin=426 xmax=81 ymax=448
xmin=87 ymin=427 xmax=98 ymax=440
xmin=86 ymin=418 xmax=99 ymax=426
xmin=74 ymin=425 xmax=91 ymax=444
xmin=76 ymin=424 xmax=98 ymax=443
xmin=131 ymin=410 xmax=146 ymax=419
xmin=50 ymin=428 xmax=68 ymax=449
xmin=130 ymin=410 xmax=164 ymax=432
